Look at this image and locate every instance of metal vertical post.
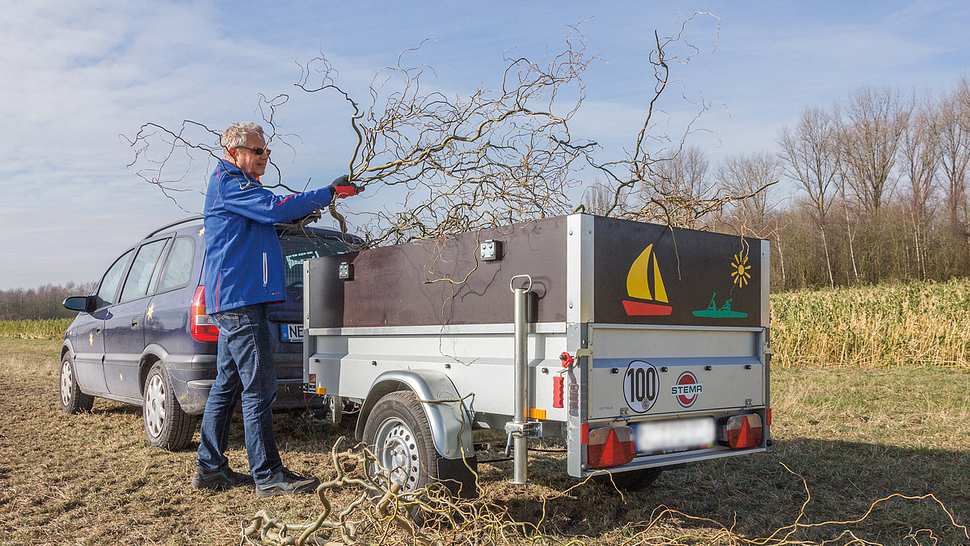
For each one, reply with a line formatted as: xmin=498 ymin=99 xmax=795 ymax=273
xmin=510 ymin=275 xmax=532 ymax=485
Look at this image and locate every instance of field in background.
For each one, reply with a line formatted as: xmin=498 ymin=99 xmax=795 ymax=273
xmin=5 ymin=278 xmax=969 ymax=368
xmin=0 ymin=318 xmax=72 ymax=340
xmin=771 ymin=278 xmax=970 ymax=368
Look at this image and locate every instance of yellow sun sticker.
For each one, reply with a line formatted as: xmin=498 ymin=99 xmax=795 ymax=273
xmin=730 ymin=252 xmax=751 ymax=288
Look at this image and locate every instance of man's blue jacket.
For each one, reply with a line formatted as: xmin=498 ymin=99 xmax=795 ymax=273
xmin=202 ymin=160 xmax=334 ymax=313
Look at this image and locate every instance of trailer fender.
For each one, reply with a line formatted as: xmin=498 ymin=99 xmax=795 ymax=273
xmin=355 ymin=370 xmax=474 ymax=460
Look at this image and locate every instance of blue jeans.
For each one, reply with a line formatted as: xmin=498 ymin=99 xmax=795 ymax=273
xmin=197 ymin=304 xmax=283 ymax=484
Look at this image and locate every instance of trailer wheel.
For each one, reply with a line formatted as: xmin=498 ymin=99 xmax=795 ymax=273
xmin=600 ymin=468 xmax=663 ymax=491
xmin=362 ymin=390 xmax=477 ymax=498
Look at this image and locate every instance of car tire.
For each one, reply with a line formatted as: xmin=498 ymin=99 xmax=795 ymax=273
xmin=598 ymin=467 xmax=663 ymax=491
xmin=143 ymin=361 xmax=195 ymax=451
xmin=362 ymin=390 xmax=477 ymax=499
xmin=59 ymin=355 xmax=94 ymax=414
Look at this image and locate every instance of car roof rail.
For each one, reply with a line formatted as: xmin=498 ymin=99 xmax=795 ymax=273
xmin=144 ymin=216 xmax=204 ymax=239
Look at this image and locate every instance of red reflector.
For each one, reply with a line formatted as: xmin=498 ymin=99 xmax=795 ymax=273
xmin=586 ymin=426 xmax=636 ymax=469
xmin=190 ymin=286 xmax=220 ymax=343
xmin=580 ymin=423 xmax=590 ymax=445
xmin=722 ymin=414 xmax=763 ymax=449
xmin=552 ymin=376 xmax=564 ymax=409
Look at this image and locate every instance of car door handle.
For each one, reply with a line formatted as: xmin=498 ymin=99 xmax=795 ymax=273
xmin=131 ymin=319 xmax=139 ymax=328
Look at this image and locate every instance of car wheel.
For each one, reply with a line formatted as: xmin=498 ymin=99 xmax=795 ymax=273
xmin=59 ymin=355 xmax=94 ymax=414
xmin=362 ymin=390 xmax=477 ymax=499
xmin=143 ymin=361 xmax=195 ymax=451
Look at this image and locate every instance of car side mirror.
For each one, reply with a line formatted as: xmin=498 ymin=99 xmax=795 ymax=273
xmin=63 ymin=295 xmax=97 ymax=313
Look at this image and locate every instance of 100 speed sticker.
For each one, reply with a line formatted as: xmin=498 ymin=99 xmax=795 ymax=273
xmin=623 ymin=360 xmax=660 ymax=413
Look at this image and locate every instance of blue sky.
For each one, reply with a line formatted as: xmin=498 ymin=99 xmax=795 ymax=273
xmin=1 ymin=0 xmax=968 ymax=289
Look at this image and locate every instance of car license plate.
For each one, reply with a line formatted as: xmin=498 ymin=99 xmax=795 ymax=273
xmin=632 ymin=417 xmax=716 ymax=454
xmin=280 ymin=323 xmax=304 ymax=343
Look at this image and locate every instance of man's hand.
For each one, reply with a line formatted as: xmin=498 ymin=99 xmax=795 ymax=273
xmin=330 ymin=175 xmax=364 ymax=198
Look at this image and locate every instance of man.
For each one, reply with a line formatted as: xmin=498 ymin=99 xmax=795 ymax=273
xmin=192 ymin=121 xmax=360 ymax=496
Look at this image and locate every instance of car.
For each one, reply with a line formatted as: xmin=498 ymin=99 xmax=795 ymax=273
xmin=58 ymin=215 xmax=356 ymax=450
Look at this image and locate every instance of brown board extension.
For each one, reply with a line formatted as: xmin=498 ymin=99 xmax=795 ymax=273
xmin=306 ymin=214 xmax=764 ymax=329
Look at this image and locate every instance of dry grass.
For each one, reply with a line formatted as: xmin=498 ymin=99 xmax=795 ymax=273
xmin=771 ymin=278 xmax=970 ymax=368
xmin=0 ymin=338 xmax=966 ymax=545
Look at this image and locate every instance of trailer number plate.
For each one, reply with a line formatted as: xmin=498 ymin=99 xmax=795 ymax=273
xmin=623 ymin=360 xmax=660 ymax=413
xmin=280 ymin=323 xmax=304 ymax=343
xmin=632 ymin=417 xmax=715 ymax=454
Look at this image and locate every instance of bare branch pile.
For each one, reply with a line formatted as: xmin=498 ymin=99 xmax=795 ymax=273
xmin=241 ymin=444 xmax=968 ymax=546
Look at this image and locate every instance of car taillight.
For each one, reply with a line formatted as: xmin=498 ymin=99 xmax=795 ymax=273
xmin=718 ymin=413 xmax=763 ymax=449
xmin=586 ymin=426 xmax=636 ymax=469
xmin=190 ymin=286 xmax=220 ymax=343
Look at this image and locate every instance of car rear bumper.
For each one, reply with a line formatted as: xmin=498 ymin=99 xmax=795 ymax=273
xmin=165 ymin=353 xmax=319 ymax=415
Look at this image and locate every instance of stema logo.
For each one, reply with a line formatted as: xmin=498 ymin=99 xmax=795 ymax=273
xmin=671 ymin=371 xmax=703 ymax=408
xmin=622 ymin=244 xmax=672 ymax=316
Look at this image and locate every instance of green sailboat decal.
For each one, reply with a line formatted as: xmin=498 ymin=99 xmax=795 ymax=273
xmin=692 ymin=291 xmax=748 ymax=319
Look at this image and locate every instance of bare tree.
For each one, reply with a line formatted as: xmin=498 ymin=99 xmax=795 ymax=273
xmin=779 ymin=107 xmax=840 ymax=287
xmin=645 ymin=145 xmax=716 ymax=228
xmin=580 ymin=183 xmax=614 ymax=216
xmin=832 ymin=159 xmax=861 ymax=284
xmin=938 ymin=80 xmax=970 ymax=240
xmin=718 ymin=151 xmax=780 ymax=234
xmin=899 ymin=100 xmax=940 ymax=279
xmin=838 ymin=88 xmax=910 ymax=217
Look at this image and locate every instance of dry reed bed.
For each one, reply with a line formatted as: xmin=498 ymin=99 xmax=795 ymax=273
xmin=771 ymin=278 xmax=970 ymax=368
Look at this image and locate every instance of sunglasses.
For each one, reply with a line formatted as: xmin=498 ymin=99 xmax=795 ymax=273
xmin=236 ymin=146 xmax=271 ymax=157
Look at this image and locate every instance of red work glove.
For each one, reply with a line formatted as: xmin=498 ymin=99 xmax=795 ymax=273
xmin=330 ymin=175 xmax=363 ymax=198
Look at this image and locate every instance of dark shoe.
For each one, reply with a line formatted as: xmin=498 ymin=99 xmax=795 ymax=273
xmin=255 ymin=468 xmax=320 ymax=497
xmin=192 ymin=466 xmax=255 ymax=491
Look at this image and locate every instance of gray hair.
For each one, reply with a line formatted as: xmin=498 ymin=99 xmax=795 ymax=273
xmin=221 ymin=122 xmax=264 ymax=150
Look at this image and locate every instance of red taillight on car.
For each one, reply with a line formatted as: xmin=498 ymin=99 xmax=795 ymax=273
xmin=190 ymin=286 xmax=220 ymax=343
xmin=586 ymin=426 xmax=636 ymax=469
xmin=719 ymin=413 xmax=763 ymax=449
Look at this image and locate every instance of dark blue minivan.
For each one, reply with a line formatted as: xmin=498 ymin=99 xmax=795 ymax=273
xmin=59 ymin=216 xmax=353 ymax=450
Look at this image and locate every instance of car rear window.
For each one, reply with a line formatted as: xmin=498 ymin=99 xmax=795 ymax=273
xmin=280 ymin=234 xmax=352 ymax=288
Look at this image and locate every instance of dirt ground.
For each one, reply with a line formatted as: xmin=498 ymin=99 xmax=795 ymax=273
xmin=0 ymin=338 xmax=967 ymax=545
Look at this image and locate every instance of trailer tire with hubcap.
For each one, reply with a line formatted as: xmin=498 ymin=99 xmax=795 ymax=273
xmin=59 ymin=355 xmax=94 ymax=414
xmin=143 ymin=361 xmax=195 ymax=451
xmin=362 ymin=390 xmax=477 ymax=498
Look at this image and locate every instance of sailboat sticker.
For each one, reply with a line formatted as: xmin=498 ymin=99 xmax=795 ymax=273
xmin=622 ymin=244 xmax=673 ymax=316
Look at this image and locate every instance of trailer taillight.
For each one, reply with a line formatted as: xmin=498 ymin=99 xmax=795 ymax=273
xmin=586 ymin=426 xmax=636 ymax=469
xmin=718 ymin=413 xmax=763 ymax=449
xmin=190 ymin=286 xmax=220 ymax=343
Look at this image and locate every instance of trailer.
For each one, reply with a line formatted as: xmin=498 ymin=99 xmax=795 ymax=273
xmin=302 ymin=213 xmax=771 ymax=496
